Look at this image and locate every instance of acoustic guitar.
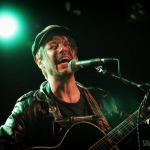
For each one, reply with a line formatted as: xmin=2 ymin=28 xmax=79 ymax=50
xmin=26 ymin=106 xmax=150 ymax=150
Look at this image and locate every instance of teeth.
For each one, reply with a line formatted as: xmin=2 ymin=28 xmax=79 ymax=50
xmin=59 ymin=57 xmax=70 ymax=63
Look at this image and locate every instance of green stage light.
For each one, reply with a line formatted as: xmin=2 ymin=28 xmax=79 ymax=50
xmin=0 ymin=14 xmax=18 ymax=38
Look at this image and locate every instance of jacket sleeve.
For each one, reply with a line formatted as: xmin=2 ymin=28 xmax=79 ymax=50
xmin=0 ymin=91 xmax=36 ymax=150
xmin=0 ymin=100 xmax=27 ymax=150
xmin=0 ymin=90 xmax=56 ymax=150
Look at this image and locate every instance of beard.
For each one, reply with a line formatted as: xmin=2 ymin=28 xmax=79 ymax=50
xmin=55 ymin=70 xmax=73 ymax=80
xmin=48 ymin=66 xmax=73 ymax=81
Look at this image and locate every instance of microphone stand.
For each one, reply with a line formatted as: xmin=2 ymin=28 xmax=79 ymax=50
xmin=95 ymin=65 xmax=150 ymax=150
xmin=95 ymin=65 xmax=150 ymax=92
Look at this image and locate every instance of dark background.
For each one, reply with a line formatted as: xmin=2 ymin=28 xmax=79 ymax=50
xmin=0 ymin=0 xmax=150 ymax=127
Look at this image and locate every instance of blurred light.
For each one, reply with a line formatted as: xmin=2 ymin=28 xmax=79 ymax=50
xmin=0 ymin=14 xmax=18 ymax=38
xmin=73 ymin=9 xmax=81 ymax=16
xmin=127 ymin=2 xmax=149 ymax=22
xmin=65 ymin=1 xmax=71 ymax=11
xmin=0 ymin=4 xmax=29 ymax=50
xmin=65 ymin=1 xmax=81 ymax=16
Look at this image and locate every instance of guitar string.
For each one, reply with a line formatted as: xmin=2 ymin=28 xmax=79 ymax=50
xmin=90 ymin=106 xmax=149 ymax=150
xmin=24 ymin=108 xmax=148 ymax=150
xmin=91 ymin=107 xmax=149 ymax=150
xmin=93 ymin=109 xmax=148 ymax=150
xmin=107 ymin=106 xmax=148 ymax=144
xmin=90 ymin=107 xmax=147 ymax=150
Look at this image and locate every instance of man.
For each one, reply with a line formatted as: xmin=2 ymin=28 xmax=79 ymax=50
xmin=0 ymin=25 xmax=142 ymax=150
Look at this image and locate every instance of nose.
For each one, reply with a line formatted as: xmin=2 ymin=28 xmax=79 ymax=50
xmin=58 ymin=48 xmax=63 ymax=52
xmin=58 ymin=47 xmax=71 ymax=55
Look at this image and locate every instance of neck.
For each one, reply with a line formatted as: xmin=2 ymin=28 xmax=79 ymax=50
xmin=48 ymin=75 xmax=80 ymax=103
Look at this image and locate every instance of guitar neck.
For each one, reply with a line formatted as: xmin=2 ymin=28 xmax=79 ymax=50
xmin=90 ymin=106 xmax=150 ymax=150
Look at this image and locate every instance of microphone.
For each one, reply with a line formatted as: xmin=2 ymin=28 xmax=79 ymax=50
xmin=68 ymin=58 xmax=114 ymax=72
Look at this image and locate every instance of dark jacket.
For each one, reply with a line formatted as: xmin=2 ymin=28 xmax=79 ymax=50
xmin=0 ymin=81 xmax=128 ymax=150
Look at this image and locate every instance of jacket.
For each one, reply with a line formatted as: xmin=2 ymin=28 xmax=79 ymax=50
xmin=0 ymin=81 xmax=128 ymax=149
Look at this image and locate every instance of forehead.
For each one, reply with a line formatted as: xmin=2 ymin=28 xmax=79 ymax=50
xmin=44 ymin=35 xmax=70 ymax=45
xmin=51 ymin=36 xmax=69 ymax=42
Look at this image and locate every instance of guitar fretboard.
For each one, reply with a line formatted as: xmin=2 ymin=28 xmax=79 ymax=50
xmin=90 ymin=106 xmax=150 ymax=150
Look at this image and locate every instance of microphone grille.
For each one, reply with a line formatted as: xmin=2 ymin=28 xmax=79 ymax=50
xmin=68 ymin=59 xmax=78 ymax=72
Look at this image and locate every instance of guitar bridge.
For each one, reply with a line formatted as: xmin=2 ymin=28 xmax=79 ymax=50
xmin=55 ymin=115 xmax=102 ymax=124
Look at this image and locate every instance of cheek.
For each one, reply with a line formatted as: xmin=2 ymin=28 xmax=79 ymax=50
xmin=44 ymin=50 xmax=55 ymax=62
xmin=43 ymin=51 xmax=58 ymax=69
xmin=72 ymin=51 xmax=78 ymax=59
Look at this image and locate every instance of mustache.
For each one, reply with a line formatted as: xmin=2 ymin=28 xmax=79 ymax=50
xmin=55 ymin=51 xmax=73 ymax=64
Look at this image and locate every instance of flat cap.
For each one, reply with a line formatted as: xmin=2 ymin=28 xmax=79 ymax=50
xmin=32 ymin=25 xmax=75 ymax=60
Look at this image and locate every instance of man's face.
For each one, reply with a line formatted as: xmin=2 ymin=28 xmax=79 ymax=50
xmin=40 ymin=35 xmax=78 ymax=79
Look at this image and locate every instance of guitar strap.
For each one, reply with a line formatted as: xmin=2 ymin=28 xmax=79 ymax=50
xmin=36 ymin=81 xmax=111 ymax=133
xmin=81 ymin=87 xmax=111 ymax=133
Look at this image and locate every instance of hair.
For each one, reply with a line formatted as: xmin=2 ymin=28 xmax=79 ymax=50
xmin=35 ymin=35 xmax=78 ymax=80
xmin=35 ymin=49 xmax=48 ymax=80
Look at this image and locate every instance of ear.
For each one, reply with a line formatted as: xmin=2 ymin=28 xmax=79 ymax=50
xmin=35 ymin=52 xmax=45 ymax=69
xmin=36 ymin=59 xmax=44 ymax=69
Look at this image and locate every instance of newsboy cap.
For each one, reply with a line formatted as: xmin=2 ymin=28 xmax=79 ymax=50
xmin=32 ymin=25 xmax=75 ymax=60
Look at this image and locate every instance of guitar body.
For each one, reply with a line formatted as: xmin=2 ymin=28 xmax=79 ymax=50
xmin=26 ymin=106 xmax=150 ymax=150
xmin=27 ymin=121 xmax=116 ymax=150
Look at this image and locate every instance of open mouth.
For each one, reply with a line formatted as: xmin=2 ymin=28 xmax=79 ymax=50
xmin=58 ymin=58 xmax=71 ymax=64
